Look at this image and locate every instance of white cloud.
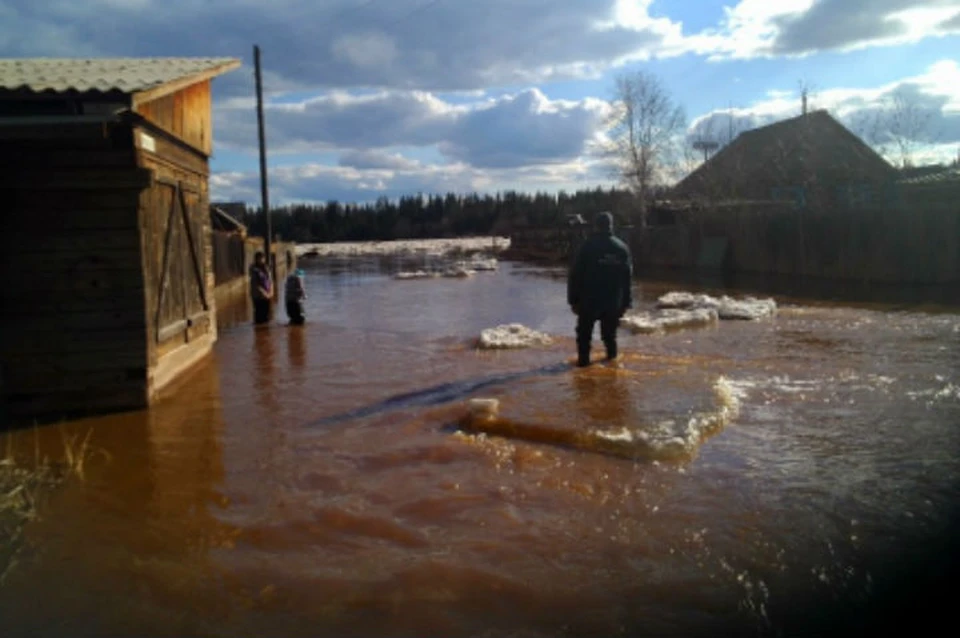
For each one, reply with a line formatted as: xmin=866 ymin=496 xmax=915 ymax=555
xmin=331 ymin=31 xmax=398 ymax=69
xmin=687 ymin=0 xmax=960 ymax=60
xmin=210 ymin=158 xmax=607 ymax=205
xmin=216 ymin=88 xmax=610 ymax=169
xmin=338 ymin=149 xmax=422 ymax=170
xmin=0 ymin=0 xmax=680 ymax=92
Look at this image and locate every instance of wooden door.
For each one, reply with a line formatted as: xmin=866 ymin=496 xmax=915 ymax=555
xmin=153 ymin=177 xmax=209 ymax=344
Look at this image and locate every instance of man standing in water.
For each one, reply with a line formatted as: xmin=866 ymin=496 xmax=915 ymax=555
xmin=567 ymin=212 xmax=633 ymax=367
xmin=249 ymin=250 xmax=274 ymax=325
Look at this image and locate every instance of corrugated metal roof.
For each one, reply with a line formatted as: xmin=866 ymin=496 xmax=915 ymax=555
xmin=0 ymin=57 xmax=240 ymax=95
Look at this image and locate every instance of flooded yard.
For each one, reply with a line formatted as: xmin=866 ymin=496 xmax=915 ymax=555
xmin=1 ymin=254 xmax=959 ymax=637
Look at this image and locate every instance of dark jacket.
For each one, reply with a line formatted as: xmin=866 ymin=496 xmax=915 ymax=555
xmin=249 ymin=264 xmax=273 ymax=301
xmin=567 ymin=230 xmax=633 ymax=316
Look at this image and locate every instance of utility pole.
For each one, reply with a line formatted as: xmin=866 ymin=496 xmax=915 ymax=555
xmin=254 ymin=45 xmax=273 ymax=284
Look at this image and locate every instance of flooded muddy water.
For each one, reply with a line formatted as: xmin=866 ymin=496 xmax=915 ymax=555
xmin=2 ymin=260 xmax=959 ymax=637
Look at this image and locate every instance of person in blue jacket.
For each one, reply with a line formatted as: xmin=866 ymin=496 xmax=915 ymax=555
xmin=567 ymin=212 xmax=633 ymax=367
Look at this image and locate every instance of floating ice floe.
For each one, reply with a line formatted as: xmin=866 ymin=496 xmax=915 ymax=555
xmin=478 ymin=324 xmax=553 ymax=349
xmin=463 ymin=257 xmax=499 ymax=271
xmin=296 ymin=237 xmax=510 ymax=259
xmin=394 ymin=270 xmax=435 ymax=280
xmin=394 ymin=266 xmax=475 ymax=279
xmin=657 ymin=292 xmax=719 ymax=310
xmin=620 ymin=308 xmax=719 ymax=334
xmin=442 ymin=266 xmax=475 ymax=278
xmin=589 ymin=376 xmax=740 ymax=460
xmin=657 ymin=291 xmax=777 ymax=320
xmin=460 ymin=376 xmax=740 ymax=461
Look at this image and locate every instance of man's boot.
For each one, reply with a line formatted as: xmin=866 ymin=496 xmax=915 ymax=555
xmin=577 ymin=349 xmax=591 ymax=367
xmin=604 ymin=340 xmax=618 ymax=361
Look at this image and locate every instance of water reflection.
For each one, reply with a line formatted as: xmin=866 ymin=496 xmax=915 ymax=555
xmin=1 ymin=359 xmax=232 ymax=637
xmin=287 ymin=326 xmax=306 ymax=370
xmin=572 ymin=366 xmax=632 ymax=428
xmin=254 ymin=327 xmax=279 ymax=416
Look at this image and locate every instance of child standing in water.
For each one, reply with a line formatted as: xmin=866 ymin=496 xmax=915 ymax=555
xmin=285 ymin=268 xmax=307 ymax=325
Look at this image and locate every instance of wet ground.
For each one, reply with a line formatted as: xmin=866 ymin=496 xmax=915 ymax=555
xmin=1 ymin=259 xmax=959 ymax=637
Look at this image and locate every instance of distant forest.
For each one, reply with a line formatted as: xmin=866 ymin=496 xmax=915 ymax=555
xmin=236 ymin=187 xmax=650 ymax=243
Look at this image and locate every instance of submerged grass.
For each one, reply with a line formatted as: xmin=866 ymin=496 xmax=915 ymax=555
xmin=0 ymin=426 xmax=100 ymax=584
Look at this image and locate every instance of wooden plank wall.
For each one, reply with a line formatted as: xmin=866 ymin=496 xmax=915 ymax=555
xmin=135 ymin=125 xmax=216 ymax=397
xmin=135 ymin=80 xmax=212 ymax=156
xmin=213 ymin=230 xmax=246 ymax=285
xmin=0 ymin=123 xmax=151 ymax=419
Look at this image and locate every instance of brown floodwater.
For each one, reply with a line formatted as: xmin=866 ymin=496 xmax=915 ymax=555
xmin=2 ymin=260 xmax=959 ymax=637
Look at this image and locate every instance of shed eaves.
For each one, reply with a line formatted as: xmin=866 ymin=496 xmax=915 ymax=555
xmin=0 ymin=57 xmax=240 ymax=95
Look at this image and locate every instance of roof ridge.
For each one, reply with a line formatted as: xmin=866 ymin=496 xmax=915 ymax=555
xmin=0 ymin=57 xmax=241 ymax=96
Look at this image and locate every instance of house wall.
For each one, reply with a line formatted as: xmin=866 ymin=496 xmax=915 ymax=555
xmin=0 ymin=121 xmax=152 ymax=419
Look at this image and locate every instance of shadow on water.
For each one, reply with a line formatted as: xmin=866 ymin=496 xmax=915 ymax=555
xmin=306 ymin=362 xmax=572 ymax=428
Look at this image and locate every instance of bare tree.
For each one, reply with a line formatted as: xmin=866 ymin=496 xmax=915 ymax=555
xmin=886 ymin=89 xmax=934 ymax=169
xmin=604 ymin=70 xmax=686 ymax=226
xmin=850 ymin=86 xmax=934 ymax=169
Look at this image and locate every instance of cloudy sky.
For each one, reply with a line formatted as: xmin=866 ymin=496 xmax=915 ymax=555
xmin=4 ymin=0 xmax=959 ymax=204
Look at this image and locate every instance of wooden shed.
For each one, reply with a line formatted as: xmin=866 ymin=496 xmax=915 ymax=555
xmin=0 ymin=57 xmax=240 ymax=421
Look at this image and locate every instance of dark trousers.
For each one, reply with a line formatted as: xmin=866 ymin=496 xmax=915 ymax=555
xmin=286 ymin=300 xmax=305 ymax=325
xmin=576 ymin=312 xmax=619 ymax=366
xmin=253 ymin=298 xmax=271 ymax=325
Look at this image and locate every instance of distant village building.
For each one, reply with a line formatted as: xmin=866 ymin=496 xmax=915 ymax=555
xmin=671 ymin=110 xmax=898 ymax=210
xmin=0 ymin=57 xmax=240 ymax=420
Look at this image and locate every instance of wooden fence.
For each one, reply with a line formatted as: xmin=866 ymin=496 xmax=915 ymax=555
xmin=212 ymin=230 xmax=245 ymax=286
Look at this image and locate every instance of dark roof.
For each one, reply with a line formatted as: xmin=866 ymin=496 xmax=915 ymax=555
xmin=0 ymin=57 xmax=240 ymax=104
xmin=673 ymin=110 xmax=896 ymax=199
xmin=211 ymin=205 xmax=247 ymax=233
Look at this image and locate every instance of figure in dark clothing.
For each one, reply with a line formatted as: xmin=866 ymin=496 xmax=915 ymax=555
xmin=285 ymin=269 xmax=307 ymax=325
xmin=567 ymin=212 xmax=633 ymax=367
xmin=249 ymin=251 xmax=274 ymax=325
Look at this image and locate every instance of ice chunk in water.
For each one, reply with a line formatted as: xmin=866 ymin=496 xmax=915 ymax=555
xmin=460 ymin=377 xmax=740 ymax=462
xmin=478 ymin=324 xmax=553 ymax=350
xmin=441 ymin=266 xmax=474 ymax=278
xmin=657 ymin=292 xmax=720 ymax=310
xmin=620 ymin=308 xmax=719 ymax=334
xmin=656 ymin=291 xmax=776 ymax=320
xmin=716 ymin=296 xmax=777 ymax=320
xmin=297 ymin=237 xmax=510 ymax=258
xmin=394 ymin=270 xmax=436 ymax=280
xmin=468 ymin=257 xmax=498 ymax=271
